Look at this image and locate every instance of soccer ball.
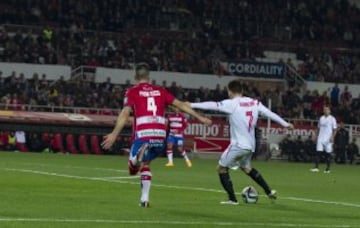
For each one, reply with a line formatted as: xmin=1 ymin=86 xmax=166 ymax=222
xmin=241 ymin=186 xmax=259 ymax=204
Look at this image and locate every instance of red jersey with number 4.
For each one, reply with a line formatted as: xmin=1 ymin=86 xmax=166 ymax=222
xmin=124 ymin=82 xmax=175 ymax=140
xmin=167 ymin=112 xmax=187 ymax=137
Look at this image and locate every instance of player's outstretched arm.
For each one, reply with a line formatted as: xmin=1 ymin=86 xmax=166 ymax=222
xmin=258 ymin=103 xmax=293 ymax=129
xmin=190 ymin=101 xmax=219 ymax=111
xmin=173 ymin=99 xmax=212 ymax=125
xmin=102 ymin=106 xmax=131 ymax=149
xmin=189 ymin=100 xmax=233 ymax=114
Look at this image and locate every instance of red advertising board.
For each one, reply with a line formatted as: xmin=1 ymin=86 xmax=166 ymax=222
xmin=0 ymin=110 xmax=117 ymax=126
xmin=183 ymin=119 xmax=317 ymax=153
xmin=1 ymin=111 xmax=324 ymax=153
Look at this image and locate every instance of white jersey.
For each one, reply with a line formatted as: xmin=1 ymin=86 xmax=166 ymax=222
xmin=191 ymin=96 xmax=290 ymax=152
xmin=317 ymin=115 xmax=337 ymax=143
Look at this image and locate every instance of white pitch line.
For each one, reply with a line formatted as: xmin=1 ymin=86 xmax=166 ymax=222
xmin=2 ymin=168 xmax=360 ymax=209
xmin=281 ymin=196 xmax=360 ymax=208
xmin=2 ymin=168 xmax=138 ymax=180
xmin=4 ymin=161 xmax=128 ymax=173
xmin=101 ymin=176 xmax=139 ymax=179
xmin=0 ymin=218 xmax=355 ymax=227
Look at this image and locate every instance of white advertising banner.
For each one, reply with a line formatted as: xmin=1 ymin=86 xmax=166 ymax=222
xmin=95 ymin=67 xmax=283 ymax=90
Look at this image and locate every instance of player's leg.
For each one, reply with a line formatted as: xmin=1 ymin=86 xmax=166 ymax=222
xmin=127 ymin=139 xmax=152 ymax=207
xmin=165 ymin=136 xmax=174 ymax=167
xmin=218 ymin=166 xmax=238 ymax=204
xmin=218 ymin=145 xmax=239 ymax=204
xmin=311 ymin=141 xmax=323 ymax=172
xmin=324 ymin=143 xmax=333 ymax=173
xmin=178 ymin=138 xmax=192 ymax=167
xmin=139 ymin=142 xmax=164 ymax=207
xmin=128 ymin=140 xmax=149 ymax=175
xmin=140 ymin=141 xmax=167 ymax=207
xmin=240 ymin=152 xmax=276 ymax=200
xmin=140 ymin=161 xmax=152 ymax=207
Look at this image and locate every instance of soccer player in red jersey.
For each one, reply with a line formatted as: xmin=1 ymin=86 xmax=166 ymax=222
xmin=165 ymin=107 xmax=192 ymax=167
xmin=102 ymin=63 xmax=211 ymax=207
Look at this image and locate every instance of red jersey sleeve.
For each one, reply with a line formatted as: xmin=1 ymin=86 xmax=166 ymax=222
xmin=124 ymin=89 xmax=134 ymax=107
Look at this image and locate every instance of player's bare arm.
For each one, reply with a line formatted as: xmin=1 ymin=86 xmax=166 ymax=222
xmin=330 ymin=128 xmax=337 ymax=143
xmin=172 ymin=99 xmax=212 ymax=125
xmin=102 ymin=106 xmax=132 ymax=149
xmin=126 ymin=116 xmax=134 ymax=125
xmin=287 ymin=123 xmax=295 ymax=130
xmin=259 ymin=103 xmax=291 ymax=128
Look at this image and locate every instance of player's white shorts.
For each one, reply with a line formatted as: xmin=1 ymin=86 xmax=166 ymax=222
xmin=316 ymin=141 xmax=333 ymax=153
xmin=219 ymin=144 xmax=253 ymax=169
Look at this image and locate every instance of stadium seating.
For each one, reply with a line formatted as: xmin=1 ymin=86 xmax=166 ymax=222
xmin=90 ymin=135 xmax=103 ymax=155
xmin=51 ymin=133 xmax=64 ymax=153
xmin=65 ymin=134 xmax=78 ymax=154
xmin=78 ymin=134 xmax=90 ymax=154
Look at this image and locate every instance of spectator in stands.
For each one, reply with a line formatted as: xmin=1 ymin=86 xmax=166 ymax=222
xmin=347 ymin=138 xmax=359 ymax=164
xmin=15 ymin=130 xmax=28 ymax=152
xmin=0 ymin=131 xmax=7 ymax=150
xmin=340 ymin=86 xmax=352 ymax=107
xmin=27 ymin=133 xmax=46 ymax=152
xmin=6 ymin=132 xmax=16 ymax=151
xmin=334 ymin=122 xmax=349 ymax=164
xmin=311 ymin=90 xmax=326 ymax=117
xmin=330 ymin=83 xmax=340 ymax=107
xmin=302 ymin=90 xmax=313 ymax=119
xmin=279 ymin=134 xmax=293 ymax=161
xmin=303 ymin=135 xmax=316 ymax=162
xmin=293 ymin=136 xmax=305 ymax=162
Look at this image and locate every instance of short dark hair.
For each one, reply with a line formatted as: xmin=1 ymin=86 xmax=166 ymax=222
xmin=135 ymin=62 xmax=150 ymax=80
xmin=227 ymin=80 xmax=244 ymax=94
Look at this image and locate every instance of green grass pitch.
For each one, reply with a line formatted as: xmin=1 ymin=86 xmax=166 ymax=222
xmin=0 ymin=152 xmax=359 ymax=228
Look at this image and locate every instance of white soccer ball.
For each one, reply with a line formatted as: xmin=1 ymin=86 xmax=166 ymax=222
xmin=241 ymin=186 xmax=259 ymax=204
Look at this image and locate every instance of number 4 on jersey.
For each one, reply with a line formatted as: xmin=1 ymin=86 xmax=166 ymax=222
xmin=147 ymin=97 xmax=157 ymax=116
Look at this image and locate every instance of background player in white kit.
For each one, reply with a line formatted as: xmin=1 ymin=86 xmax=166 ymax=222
xmin=190 ymin=80 xmax=294 ymax=205
xmin=310 ymin=106 xmax=337 ymax=173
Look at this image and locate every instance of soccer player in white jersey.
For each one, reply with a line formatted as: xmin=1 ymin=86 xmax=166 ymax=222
xmin=310 ymin=106 xmax=337 ymax=173
xmin=190 ymin=80 xmax=294 ymax=205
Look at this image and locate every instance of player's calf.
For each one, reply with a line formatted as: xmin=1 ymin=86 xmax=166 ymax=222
xmin=218 ymin=167 xmax=237 ymax=202
xmin=128 ymin=160 xmax=139 ymax=175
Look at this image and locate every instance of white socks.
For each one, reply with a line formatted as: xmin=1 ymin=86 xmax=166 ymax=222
xmin=140 ymin=167 xmax=152 ymax=202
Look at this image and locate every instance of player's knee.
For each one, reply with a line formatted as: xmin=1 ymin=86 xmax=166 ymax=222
xmin=217 ymin=165 xmax=228 ymax=174
xmin=241 ymin=166 xmax=251 ymax=174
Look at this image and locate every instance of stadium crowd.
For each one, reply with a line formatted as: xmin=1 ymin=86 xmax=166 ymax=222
xmin=1 ymin=0 xmax=360 ymax=82
xmin=1 ymin=70 xmax=360 ymax=125
xmin=2 ymin=0 xmax=360 ymax=43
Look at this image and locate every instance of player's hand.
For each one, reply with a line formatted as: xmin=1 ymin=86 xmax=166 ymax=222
xmin=101 ymin=133 xmax=117 ymax=150
xmin=184 ymin=101 xmax=192 ymax=107
xmin=199 ymin=116 xmax=212 ymax=125
xmin=286 ymin=123 xmax=294 ymax=130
